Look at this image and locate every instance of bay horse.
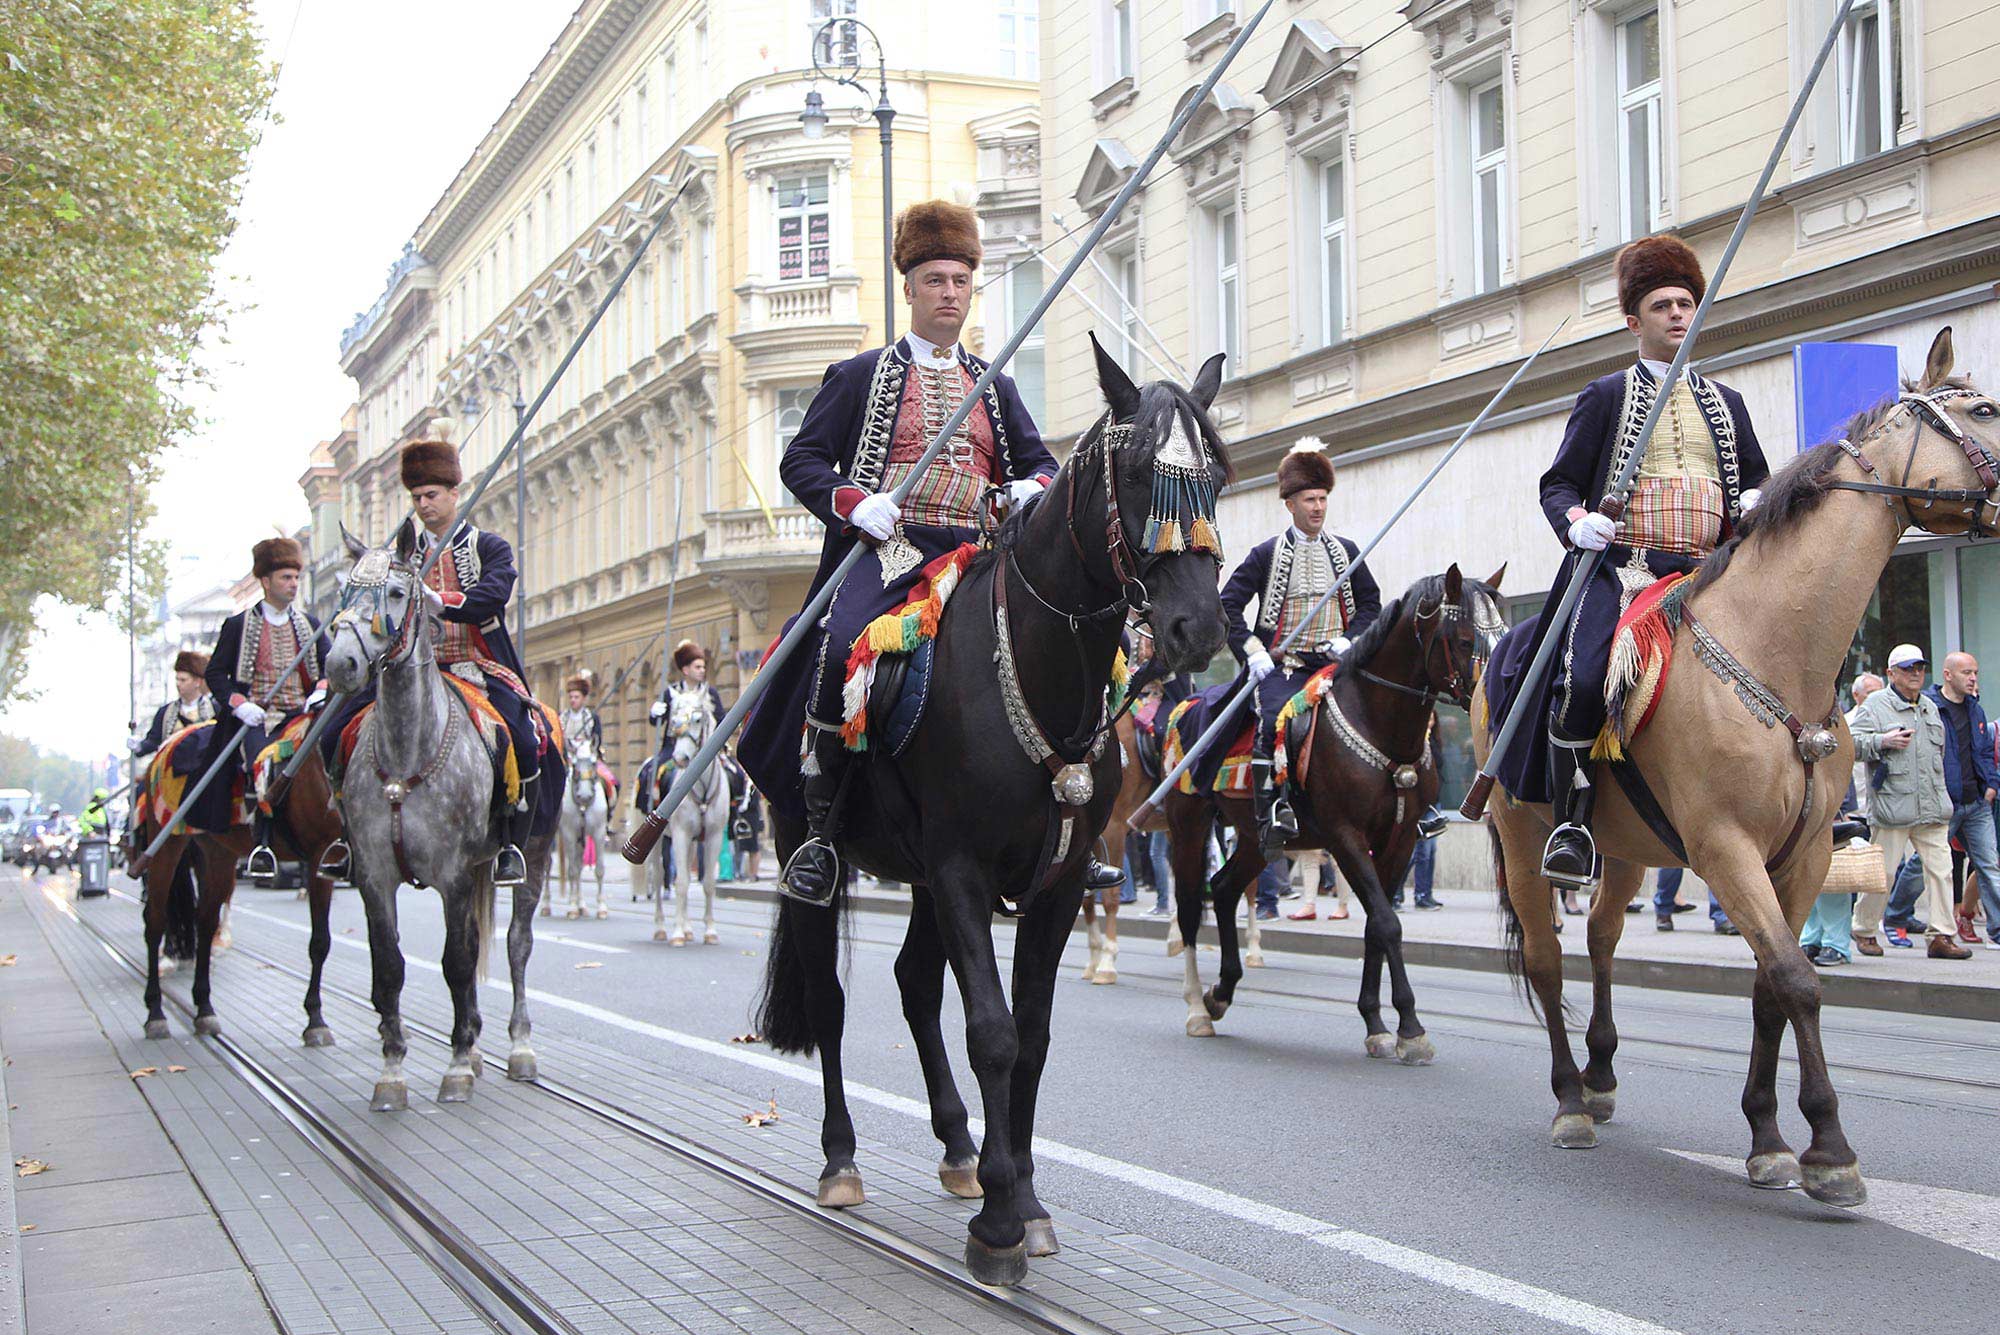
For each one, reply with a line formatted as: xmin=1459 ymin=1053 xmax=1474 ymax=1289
xmin=756 ymin=340 xmax=1233 ymax=1286
xmin=324 ymin=521 xmax=547 ymax=1108
xmin=556 ymin=734 xmax=611 ymax=920
xmin=258 ymin=749 xmax=346 ymax=1045
xmin=1169 ymin=567 xmax=1497 ymax=1058
xmin=1470 ymin=328 xmax=1999 ymax=1208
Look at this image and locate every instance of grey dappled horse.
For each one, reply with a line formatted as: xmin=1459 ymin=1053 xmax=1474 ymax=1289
xmin=325 ymin=522 xmax=546 ymax=1108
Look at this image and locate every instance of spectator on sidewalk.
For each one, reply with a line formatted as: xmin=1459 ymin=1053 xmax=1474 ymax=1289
xmin=1849 ymin=645 xmax=1971 ymax=959
xmin=1254 ymin=854 xmax=1288 ymax=920
xmin=1288 ymin=853 xmax=1348 ymax=920
xmin=1652 ymin=866 xmax=1736 ymax=934
xmin=1928 ymin=651 xmax=1999 ymax=953
xmin=1803 ymin=674 xmax=1884 ymax=966
xmin=1397 ymin=825 xmax=1441 ymax=910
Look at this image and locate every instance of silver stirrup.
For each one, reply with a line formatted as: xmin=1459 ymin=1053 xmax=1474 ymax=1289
xmin=246 ymin=845 xmax=278 ymax=878
xmin=1540 ymin=824 xmax=1600 ymax=891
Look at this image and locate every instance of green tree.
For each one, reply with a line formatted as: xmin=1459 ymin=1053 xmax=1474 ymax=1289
xmin=0 ymin=2 xmax=273 ymax=700
xmin=0 ymin=731 xmax=96 ymax=811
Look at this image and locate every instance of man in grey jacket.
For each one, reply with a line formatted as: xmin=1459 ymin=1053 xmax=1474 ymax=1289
xmin=1848 ymin=644 xmax=1973 ymax=959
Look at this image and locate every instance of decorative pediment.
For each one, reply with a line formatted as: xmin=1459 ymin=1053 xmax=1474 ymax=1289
xmin=1169 ymin=82 xmax=1253 ymax=165
xmin=1261 ymin=20 xmax=1362 ymax=139
xmin=1075 ymin=138 xmax=1139 ymax=216
xmin=1402 ymin=0 xmax=1514 ymax=64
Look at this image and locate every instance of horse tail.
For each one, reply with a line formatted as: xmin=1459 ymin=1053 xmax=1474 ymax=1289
xmin=475 ymin=869 xmax=496 ymax=983
xmin=1490 ymin=820 xmax=1540 ymax=1022
xmin=755 ymin=877 xmax=846 ymax=1056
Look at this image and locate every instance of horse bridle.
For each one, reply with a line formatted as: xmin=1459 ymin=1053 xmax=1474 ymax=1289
xmin=1826 ymin=389 xmax=2000 ymax=537
xmin=1355 ymin=591 xmax=1476 ymax=709
xmin=331 ymin=554 xmax=424 ymax=674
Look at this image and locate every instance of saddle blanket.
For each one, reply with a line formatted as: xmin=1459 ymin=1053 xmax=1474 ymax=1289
xmin=1162 ymin=665 xmax=1339 ymax=796
xmin=252 ymin=713 xmax=316 ymax=815
xmin=840 ymin=544 xmax=979 ymax=752
xmin=142 ymin=721 xmax=248 ymax=830
xmin=334 ymin=675 xmax=535 ymax=806
xmin=1595 ymin=572 xmax=1692 ymax=761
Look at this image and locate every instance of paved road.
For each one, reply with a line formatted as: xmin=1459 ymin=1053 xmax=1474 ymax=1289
xmin=130 ymin=878 xmax=2000 ymax=1335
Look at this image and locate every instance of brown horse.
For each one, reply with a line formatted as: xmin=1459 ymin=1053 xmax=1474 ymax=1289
xmin=263 ymin=751 xmax=347 ymax=1046
xmin=1169 ymin=567 xmax=1492 ymax=1057
xmin=128 ymin=772 xmax=255 ymax=1041
xmin=1470 ymin=328 xmax=1999 ymax=1208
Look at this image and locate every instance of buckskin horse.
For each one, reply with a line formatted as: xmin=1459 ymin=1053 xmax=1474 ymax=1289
xmin=1166 ymin=567 xmax=1501 ymax=1058
xmin=756 ymin=340 xmax=1233 ymax=1286
xmin=1470 ymin=329 xmax=1999 ymax=1208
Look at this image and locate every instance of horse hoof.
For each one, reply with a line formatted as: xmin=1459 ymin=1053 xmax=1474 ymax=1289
xmin=816 ymin=1167 xmax=865 ymax=1209
xmin=703 ymin=930 xmax=719 ymax=945
xmin=1551 ymin=1113 xmax=1598 ymax=1149
xmin=1747 ymin=1151 xmax=1802 ymax=1190
xmin=1581 ymin=1086 xmax=1617 ymax=1123
xmin=370 ymin=1081 xmax=408 ymax=1112
xmin=565 ymin=908 xmax=580 ymax=920
xmin=1801 ymin=1161 xmax=1867 ymax=1208
xmin=437 ymin=1073 xmax=475 ymax=1103
xmin=1364 ymin=1032 xmax=1396 ymax=1059
xmin=596 ymin=907 xmax=608 ymax=920
xmin=964 ymin=1236 xmax=1028 ymax=1287
xmin=1090 ymin=968 xmax=1117 ymax=985
xmin=1245 ymin=951 xmax=1265 ymax=969
xmin=507 ymin=1051 xmax=537 ymax=1082
xmin=1395 ymin=1035 xmax=1436 ymax=1066
xmin=938 ymin=1157 xmax=982 ymax=1199
xmin=1185 ymin=1015 xmax=1215 ymax=1038
xmin=301 ymin=1026 xmax=336 ymax=1049
xmin=193 ymin=1014 xmax=222 ymax=1038
xmin=1023 ymin=1217 xmax=1059 ymax=1257
xmin=1080 ymin=965 xmax=1098 ymax=983
xmin=1201 ymin=988 xmax=1229 ymax=1021
xmin=653 ymin=929 xmax=668 ymax=942
xmin=144 ymin=1018 xmax=171 ymax=1040
xmin=669 ymin=933 xmax=688 ymax=947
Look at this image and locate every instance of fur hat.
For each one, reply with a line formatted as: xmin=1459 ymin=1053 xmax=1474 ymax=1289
xmin=564 ymin=674 xmax=590 ymax=697
xmin=1616 ymin=234 xmax=1705 ymax=315
xmin=1277 ymin=440 xmax=1335 ymax=498
xmin=251 ymin=537 xmax=305 ymax=577
xmin=173 ymin=649 xmax=208 ymax=677
xmin=400 ymin=416 xmax=463 ymax=491
xmin=673 ymin=638 xmax=706 ymax=672
xmin=893 ymin=199 xmax=982 ymax=275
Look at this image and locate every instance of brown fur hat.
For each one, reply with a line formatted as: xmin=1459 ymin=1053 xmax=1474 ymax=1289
xmin=893 ymin=199 xmax=982 ymax=275
xmin=173 ymin=649 xmax=209 ymax=677
xmin=564 ymin=674 xmax=590 ymax=697
xmin=400 ymin=416 xmax=463 ymax=491
xmin=1277 ymin=442 xmax=1335 ymax=498
xmin=1616 ymin=234 xmax=1705 ymax=315
xmin=673 ymin=639 xmax=706 ymax=672
xmin=251 ymin=537 xmax=305 ymax=577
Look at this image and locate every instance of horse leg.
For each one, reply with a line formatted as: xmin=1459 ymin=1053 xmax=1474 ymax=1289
xmin=1171 ymin=815 xmax=1214 ymax=1036
xmin=895 ymin=888 xmax=979 ymax=1197
xmin=1098 ymin=881 xmax=1120 ymax=983
xmin=189 ymin=842 xmax=232 ymax=1038
xmin=302 ymin=866 xmax=336 ymax=1047
xmin=1580 ymin=859 xmax=1644 ymax=1122
xmin=142 ymin=848 xmax=172 ymax=1039
xmin=1241 ymin=871 xmax=1264 ymax=969
xmin=1494 ymin=806 xmax=1593 ymax=1146
xmin=506 ymin=850 xmax=540 ymax=1081
xmin=1006 ymin=875 xmax=1090 ymax=1259
xmin=702 ymin=809 xmax=722 ymax=943
xmin=927 ymin=862 xmax=1027 ymax=1285
xmin=1080 ymin=902 xmax=1103 ymax=982
xmin=651 ymin=838 xmax=668 ymax=940
xmin=1326 ymin=830 xmax=1405 ymax=1060
xmin=1202 ymin=822 xmax=1263 ymax=1020
xmin=669 ymin=827 xmax=690 ymax=945
xmin=783 ymin=892 xmax=864 ymax=1208
xmin=358 ymin=880 xmax=409 ymax=1112
xmin=436 ymin=879 xmax=483 ymax=1103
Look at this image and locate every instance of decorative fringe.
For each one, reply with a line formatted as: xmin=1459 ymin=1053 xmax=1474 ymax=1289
xmin=1594 ymin=572 xmax=1691 ymax=760
xmin=839 ymin=544 xmax=980 ymax=751
xmin=1271 ymin=663 xmax=1339 ymax=785
xmin=1108 ymin=647 xmax=1130 ymax=721
xmin=1143 ymin=460 xmax=1222 ymax=559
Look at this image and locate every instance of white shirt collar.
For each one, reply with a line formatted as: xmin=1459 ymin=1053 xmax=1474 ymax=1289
xmin=1289 ymin=526 xmax=1323 ymax=545
xmin=259 ymin=601 xmax=290 ymax=625
xmin=1640 ymin=357 xmax=1673 ymax=379
xmin=906 ymin=330 xmax=959 ymax=366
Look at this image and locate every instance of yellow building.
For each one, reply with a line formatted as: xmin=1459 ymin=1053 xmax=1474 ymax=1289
xmin=334 ymin=0 xmax=1042 ymax=794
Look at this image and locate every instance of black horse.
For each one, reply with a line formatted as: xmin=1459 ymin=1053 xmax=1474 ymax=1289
xmin=757 ymin=338 xmax=1234 ymax=1286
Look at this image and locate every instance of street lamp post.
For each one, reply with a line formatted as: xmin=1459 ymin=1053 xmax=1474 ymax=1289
xmin=459 ymin=347 xmax=530 ymax=662
xmin=800 ymin=17 xmax=896 ymax=343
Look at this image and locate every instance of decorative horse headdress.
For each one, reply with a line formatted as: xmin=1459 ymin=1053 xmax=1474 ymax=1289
xmin=1099 ymin=408 xmax=1223 ymax=558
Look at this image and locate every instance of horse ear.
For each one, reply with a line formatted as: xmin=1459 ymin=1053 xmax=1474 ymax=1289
xmin=1484 ymin=561 xmax=1507 ymax=591
xmin=1090 ymin=332 xmax=1141 ymax=422
xmin=1921 ymin=326 xmax=1956 ymax=390
xmin=1444 ymin=563 xmax=1464 ymax=603
xmin=1189 ymin=352 xmax=1227 ymax=411
xmin=394 ymin=517 xmax=420 ymax=564
xmin=340 ymin=523 xmax=368 ymax=562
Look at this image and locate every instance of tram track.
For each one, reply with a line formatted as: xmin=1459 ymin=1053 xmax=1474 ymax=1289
xmin=79 ymin=892 xmax=1127 ymax=1335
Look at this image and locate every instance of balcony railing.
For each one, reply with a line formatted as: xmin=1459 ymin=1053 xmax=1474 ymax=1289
xmin=700 ymin=505 xmax=821 ymax=570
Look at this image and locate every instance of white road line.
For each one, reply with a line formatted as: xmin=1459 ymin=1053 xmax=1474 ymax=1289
xmin=530 ymin=932 xmax=628 ymax=955
xmin=1665 ymin=1149 xmax=2000 ymax=1264
xmin=225 ymin=900 xmax=1681 ymax=1335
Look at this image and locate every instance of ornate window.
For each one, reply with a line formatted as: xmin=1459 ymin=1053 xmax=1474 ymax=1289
xmin=775 ymin=172 xmax=832 ymax=281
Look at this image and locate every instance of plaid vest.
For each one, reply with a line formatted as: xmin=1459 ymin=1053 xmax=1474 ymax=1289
xmin=425 ymin=549 xmax=475 ymax=664
xmin=1255 ymin=532 xmax=1354 ymax=653
xmin=882 ymin=358 xmax=999 ymax=529
xmin=236 ymin=605 xmax=317 ymax=712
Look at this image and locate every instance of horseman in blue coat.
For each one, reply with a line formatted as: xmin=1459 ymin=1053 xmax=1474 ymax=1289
xmin=198 ymin=538 xmax=330 ymax=858
xmin=1489 ymin=235 xmax=1770 ymax=887
xmin=737 ymin=198 xmax=1123 ymax=906
xmin=319 ymin=422 xmax=545 ymax=886
xmin=1220 ymin=443 xmax=1381 ymax=853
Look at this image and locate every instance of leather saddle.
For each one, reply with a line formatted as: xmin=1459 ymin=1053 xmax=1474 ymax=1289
xmin=861 ymin=639 xmax=938 ymax=760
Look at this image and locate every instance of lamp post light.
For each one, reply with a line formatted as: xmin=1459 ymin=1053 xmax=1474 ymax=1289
xmin=458 ymin=346 xmax=530 ymax=662
xmin=802 ymin=16 xmax=897 ymax=343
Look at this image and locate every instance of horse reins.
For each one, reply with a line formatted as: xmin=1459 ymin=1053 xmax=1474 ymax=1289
xmin=1826 ymin=390 xmax=2000 ymax=536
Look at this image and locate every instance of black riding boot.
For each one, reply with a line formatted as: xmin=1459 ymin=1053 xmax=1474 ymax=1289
xmin=495 ymin=769 xmax=532 ymax=888
xmin=1541 ymin=733 xmax=1599 ymax=889
xmin=778 ymin=731 xmax=848 ymax=907
xmin=1083 ymin=854 xmax=1126 ymax=892
xmin=246 ymin=814 xmax=279 ymax=879
xmin=1252 ymin=759 xmax=1296 ymax=856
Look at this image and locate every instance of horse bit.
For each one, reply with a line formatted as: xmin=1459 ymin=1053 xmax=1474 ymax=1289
xmin=1826 ymin=387 xmax=2000 ymax=537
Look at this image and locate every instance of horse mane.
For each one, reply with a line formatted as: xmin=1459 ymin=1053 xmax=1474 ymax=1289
xmin=1342 ymin=573 xmax=1447 ymax=673
xmin=1684 ymin=373 xmax=1974 ymax=597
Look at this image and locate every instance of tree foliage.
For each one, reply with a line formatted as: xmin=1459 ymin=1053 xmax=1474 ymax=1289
xmin=0 ymin=731 xmax=104 ymax=812
xmin=0 ymin=2 xmax=273 ymax=699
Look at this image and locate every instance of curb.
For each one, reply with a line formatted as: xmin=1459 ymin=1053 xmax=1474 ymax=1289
xmin=716 ymin=881 xmax=2000 ymax=1024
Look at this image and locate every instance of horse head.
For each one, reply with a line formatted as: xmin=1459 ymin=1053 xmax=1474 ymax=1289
xmin=567 ymin=736 xmax=599 ymax=804
xmin=324 ymin=520 xmax=431 ymax=695
xmin=1871 ymin=327 xmax=2000 ymax=537
xmin=668 ymin=685 xmax=711 ymax=769
xmin=1073 ymin=334 xmax=1236 ymax=673
xmin=1346 ymin=566 xmax=1485 ymax=710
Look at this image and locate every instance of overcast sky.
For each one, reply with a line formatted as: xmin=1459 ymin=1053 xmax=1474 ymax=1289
xmin=0 ymin=0 xmax=568 ymax=762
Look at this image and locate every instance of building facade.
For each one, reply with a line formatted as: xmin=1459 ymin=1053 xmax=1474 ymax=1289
xmin=1042 ymin=0 xmax=2000 ymax=867
xmin=333 ymin=0 xmax=1042 ymax=795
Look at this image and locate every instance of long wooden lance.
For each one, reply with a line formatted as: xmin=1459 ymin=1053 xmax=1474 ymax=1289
xmin=1129 ymin=318 xmax=1570 ymax=828
xmin=269 ymin=177 xmax=700 ymax=795
xmin=1460 ymin=0 xmax=1855 ymax=821
xmin=623 ymin=0 xmax=1285 ymax=863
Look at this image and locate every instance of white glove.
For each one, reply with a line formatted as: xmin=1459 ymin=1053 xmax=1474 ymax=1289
xmin=233 ymin=701 xmax=267 ymax=729
xmin=126 ymin=735 xmax=143 ymax=754
xmin=1246 ymin=649 xmax=1275 ymax=682
xmin=421 ymin=585 xmax=446 ymax=614
xmin=649 ymin=700 xmax=667 ymax=724
xmin=1568 ymin=512 xmax=1617 ymax=551
xmin=1002 ymin=479 xmax=1043 ymax=509
xmin=1741 ymin=487 xmax=1764 ymax=512
xmin=1331 ymin=636 xmax=1352 ymax=655
xmin=305 ymin=686 xmax=327 ymax=711
xmin=850 ymin=493 xmax=901 ymax=542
